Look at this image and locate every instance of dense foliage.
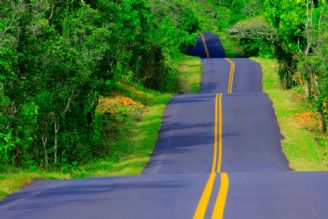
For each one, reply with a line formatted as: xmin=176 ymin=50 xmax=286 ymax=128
xmin=0 ymin=0 xmax=199 ymax=169
xmin=228 ymin=16 xmax=275 ymax=57
xmin=227 ymin=0 xmax=327 ymax=132
xmin=264 ymin=0 xmax=327 ymax=132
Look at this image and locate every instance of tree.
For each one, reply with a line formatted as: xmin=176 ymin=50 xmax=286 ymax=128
xmin=264 ymin=0 xmax=307 ymax=88
xmin=299 ymin=0 xmax=328 ymax=132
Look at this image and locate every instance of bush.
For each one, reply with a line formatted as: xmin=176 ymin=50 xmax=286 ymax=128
xmin=228 ymin=16 xmax=275 ymax=57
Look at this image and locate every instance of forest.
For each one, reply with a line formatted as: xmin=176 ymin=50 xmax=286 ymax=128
xmin=0 ymin=0 xmax=327 ymax=176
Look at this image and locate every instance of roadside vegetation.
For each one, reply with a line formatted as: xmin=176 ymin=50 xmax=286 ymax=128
xmin=0 ymin=0 xmax=203 ymax=200
xmin=0 ymin=85 xmax=172 ymax=199
xmin=0 ymin=55 xmax=202 ymax=200
xmin=253 ymin=58 xmax=328 ymax=171
xmin=178 ymin=56 xmax=203 ymax=93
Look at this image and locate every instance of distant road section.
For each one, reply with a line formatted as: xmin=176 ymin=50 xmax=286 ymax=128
xmin=188 ymin=32 xmax=225 ymax=58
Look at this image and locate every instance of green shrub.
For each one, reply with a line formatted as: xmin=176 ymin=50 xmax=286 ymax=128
xmin=228 ymin=16 xmax=275 ymax=57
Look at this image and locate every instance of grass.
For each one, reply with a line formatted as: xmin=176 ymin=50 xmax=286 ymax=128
xmin=178 ymin=56 xmax=202 ymax=93
xmin=252 ymin=57 xmax=328 ymax=171
xmin=73 ymin=86 xmax=173 ymax=177
xmin=0 ymin=169 xmax=69 ymax=200
xmin=0 ymin=55 xmax=202 ymax=200
xmin=216 ymin=31 xmax=244 ymax=58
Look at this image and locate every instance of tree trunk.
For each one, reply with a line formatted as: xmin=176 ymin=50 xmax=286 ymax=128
xmin=11 ymin=128 xmax=18 ymax=166
xmin=41 ymin=132 xmax=48 ymax=168
xmin=318 ymin=106 xmax=327 ymax=133
xmin=41 ymin=120 xmax=48 ymax=168
xmin=54 ymin=119 xmax=60 ymax=166
xmin=9 ymin=101 xmax=20 ymax=166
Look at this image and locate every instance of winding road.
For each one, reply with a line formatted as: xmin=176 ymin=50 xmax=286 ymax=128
xmin=1 ymin=32 xmax=328 ymax=219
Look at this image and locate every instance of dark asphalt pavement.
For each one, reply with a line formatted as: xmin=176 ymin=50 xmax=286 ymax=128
xmin=225 ymin=172 xmax=328 ymax=219
xmin=0 ymin=174 xmax=209 ymax=219
xmin=1 ymin=33 xmax=328 ymax=219
xmin=188 ymin=32 xmax=225 ymax=58
xmin=221 ymin=93 xmax=290 ymax=172
xmin=143 ymin=94 xmax=215 ymax=174
xmin=200 ymin=58 xmax=262 ymax=94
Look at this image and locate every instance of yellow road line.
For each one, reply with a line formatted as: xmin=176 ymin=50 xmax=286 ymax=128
xmin=193 ymin=173 xmax=217 ymax=219
xmin=212 ymin=93 xmax=219 ymax=172
xmin=217 ymin=93 xmax=223 ymax=173
xmin=225 ymin=58 xmax=235 ymax=94
xmin=193 ymin=93 xmax=224 ymax=219
xmin=212 ymin=94 xmax=229 ymax=219
xmin=211 ymin=173 xmax=230 ymax=219
xmin=226 ymin=58 xmax=234 ymax=94
xmin=200 ymin=33 xmax=210 ymax=58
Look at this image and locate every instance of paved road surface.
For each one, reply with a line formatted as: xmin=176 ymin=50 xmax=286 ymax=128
xmin=188 ymin=32 xmax=225 ymax=58
xmin=1 ymin=32 xmax=327 ymax=219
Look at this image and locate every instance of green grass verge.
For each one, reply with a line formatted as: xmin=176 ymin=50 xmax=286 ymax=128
xmin=0 ymin=55 xmax=202 ymax=200
xmin=178 ymin=56 xmax=202 ymax=93
xmin=216 ymin=31 xmax=244 ymax=58
xmin=252 ymin=57 xmax=328 ymax=171
xmin=73 ymin=88 xmax=173 ymax=177
xmin=0 ymin=169 xmax=69 ymax=201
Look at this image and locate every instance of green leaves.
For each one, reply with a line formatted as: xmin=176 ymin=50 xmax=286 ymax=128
xmin=262 ymin=0 xmax=328 ymax=131
xmin=264 ymin=0 xmax=306 ymax=52
xmin=0 ymin=0 xmax=201 ymax=168
xmin=0 ymin=129 xmax=16 ymax=162
xmin=228 ymin=16 xmax=276 ymax=57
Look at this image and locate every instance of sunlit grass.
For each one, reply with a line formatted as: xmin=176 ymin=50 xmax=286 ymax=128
xmin=178 ymin=55 xmax=202 ymax=93
xmin=252 ymin=57 xmax=328 ymax=171
xmin=0 ymin=169 xmax=70 ymax=200
xmin=217 ymin=31 xmax=244 ymax=58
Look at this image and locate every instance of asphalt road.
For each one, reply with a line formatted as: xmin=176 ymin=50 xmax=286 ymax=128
xmin=188 ymin=32 xmax=225 ymax=58
xmin=1 ymin=32 xmax=328 ymax=219
xmin=200 ymin=58 xmax=263 ymax=94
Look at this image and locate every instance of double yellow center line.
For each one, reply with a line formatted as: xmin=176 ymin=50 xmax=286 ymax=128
xmin=193 ymin=34 xmax=235 ymax=218
xmin=193 ymin=93 xmax=229 ymax=219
